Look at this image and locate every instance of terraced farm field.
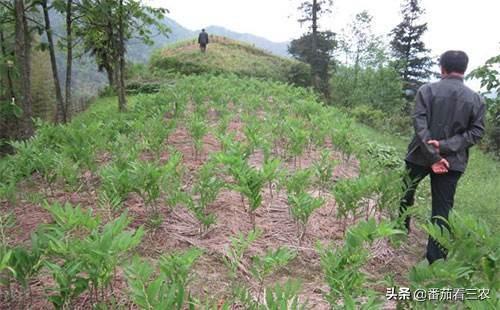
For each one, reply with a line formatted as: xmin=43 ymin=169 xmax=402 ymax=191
xmin=0 ymin=75 xmax=497 ymax=309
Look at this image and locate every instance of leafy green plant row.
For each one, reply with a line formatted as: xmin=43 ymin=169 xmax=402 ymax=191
xmin=0 ymin=74 xmax=498 ymax=308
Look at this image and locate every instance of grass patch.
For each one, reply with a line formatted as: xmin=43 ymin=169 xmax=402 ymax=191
xmin=150 ymin=36 xmax=308 ymax=84
xmin=352 ymin=122 xmax=500 ymax=231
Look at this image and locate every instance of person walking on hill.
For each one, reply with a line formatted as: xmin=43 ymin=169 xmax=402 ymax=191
xmin=198 ymin=29 xmax=209 ymax=53
xmin=399 ymin=50 xmax=486 ymax=264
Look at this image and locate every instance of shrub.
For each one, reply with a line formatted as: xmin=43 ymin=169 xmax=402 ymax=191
xmin=150 ymin=56 xmax=208 ymax=75
xmin=126 ymin=81 xmax=162 ymax=95
xmin=351 ymin=105 xmax=385 ymax=128
xmin=287 ymin=62 xmax=311 ymax=88
xmin=330 ymin=65 xmax=403 ymax=113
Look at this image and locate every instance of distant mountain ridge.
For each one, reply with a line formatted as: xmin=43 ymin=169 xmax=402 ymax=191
xmin=150 ymin=36 xmax=302 ymax=83
xmin=44 ymin=12 xmax=291 ymax=98
xmin=127 ymin=17 xmax=195 ymax=63
xmin=204 ymin=26 xmax=290 ymax=57
xmin=127 ymin=17 xmax=291 ymax=61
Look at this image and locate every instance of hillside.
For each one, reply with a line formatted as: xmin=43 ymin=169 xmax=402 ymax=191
xmin=149 ymin=36 xmax=308 ymax=84
xmin=2 ymin=73 xmax=498 ymax=308
xmin=127 ymin=17 xmax=196 ymax=63
xmin=205 ymin=25 xmax=290 ymax=57
xmin=43 ymin=13 xmax=290 ymax=98
xmin=129 ymin=19 xmax=291 ymax=62
xmin=2 ymin=1 xmax=498 ymax=308
xmin=0 ymin=75 xmax=414 ymax=308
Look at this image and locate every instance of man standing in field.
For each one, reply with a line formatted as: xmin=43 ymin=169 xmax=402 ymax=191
xmin=399 ymin=50 xmax=486 ymax=264
xmin=198 ymin=29 xmax=209 ymax=53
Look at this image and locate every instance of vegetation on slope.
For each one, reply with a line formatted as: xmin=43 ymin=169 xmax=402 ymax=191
xmin=0 ymin=74 xmax=498 ymax=308
xmin=150 ymin=36 xmax=310 ymax=86
xmin=204 ymin=25 xmax=290 ymax=57
xmin=353 ymin=122 xmax=500 ymax=231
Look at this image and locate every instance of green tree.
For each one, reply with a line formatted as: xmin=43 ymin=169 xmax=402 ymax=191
xmin=0 ymin=4 xmax=17 ymax=148
xmin=78 ymin=0 xmax=168 ymax=111
xmin=338 ymin=11 xmax=383 ymax=90
xmin=39 ymin=0 xmax=66 ymax=123
xmin=390 ymin=0 xmax=433 ymax=94
xmin=333 ymin=10 xmax=401 ymax=111
xmin=291 ymin=0 xmax=335 ymax=98
xmin=12 ymin=0 xmax=35 ymax=138
xmin=331 ymin=11 xmax=405 ymax=120
xmin=289 ymin=31 xmax=336 ymax=98
xmin=0 ymin=5 xmax=15 ymax=101
xmin=468 ymin=52 xmax=500 ymax=156
xmin=1 ymin=1 xmax=61 ymax=144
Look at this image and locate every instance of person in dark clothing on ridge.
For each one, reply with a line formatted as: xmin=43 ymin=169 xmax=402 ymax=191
xmin=399 ymin=50 xmax=486 ymax=264
xmin=198 ymin=29 xmax=209 ymax=53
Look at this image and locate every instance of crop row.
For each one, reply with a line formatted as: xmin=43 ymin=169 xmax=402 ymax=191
xmin=0 ymin=74 xmax=497 ymax=308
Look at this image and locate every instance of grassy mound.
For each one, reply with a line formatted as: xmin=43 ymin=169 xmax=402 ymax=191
xmin=150 ymin=36 xmax=310 ymax=85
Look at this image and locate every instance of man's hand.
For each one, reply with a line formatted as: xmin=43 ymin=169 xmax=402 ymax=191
xmin=427 ymin=140 xmax=440 ymax=153
xmin=431 ymin=158 xmax=450 ymax=174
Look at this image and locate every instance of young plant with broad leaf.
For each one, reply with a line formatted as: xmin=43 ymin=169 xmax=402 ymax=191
xmin=188 ymin=112 xmax=208 ymax=160
xmin=189 ymin=161 xmax=225 ymax=236
xmin=125 ymin=248 xmax=202 ymax=309
xmin=288 ymin=192 xmax=325 ymax=242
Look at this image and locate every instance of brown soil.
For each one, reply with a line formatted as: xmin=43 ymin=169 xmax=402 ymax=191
xmin=0 ymin=113 xmax=427 ymax=310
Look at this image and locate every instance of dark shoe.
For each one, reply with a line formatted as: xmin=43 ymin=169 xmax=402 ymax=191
xmin=404 ymin=217 xmax=411 ymax=234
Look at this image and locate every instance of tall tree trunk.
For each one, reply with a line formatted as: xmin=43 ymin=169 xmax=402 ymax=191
xmin=0 ymin=27 xmax=15 ymax=99
xmin=105 ymin=65 xmax=114 ymax=87
xmin=116 ymin=0 xmax=127 ymax=111
xmin=65 ymin=0 xmax=73 ymax=119
xmin=41 ymin=0 xmax=66 ymax=123
xmin=311 ymin=0 xmax=320 ymax=91
xmin=105 ymin=18 xmax=115 ymax=87
xmin=14 ymin=0 xmax=34 ymax=138
xmin=353 ymin=48 xmax=360 ymax=90
xmin=103 ymin=54 xmax=114 ymax=87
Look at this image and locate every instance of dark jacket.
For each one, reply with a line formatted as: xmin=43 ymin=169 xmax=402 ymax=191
xmin=198 ymin=32 xmax=209 ymax=45
xmin=405 ymin=76 xmax=486 ymax=172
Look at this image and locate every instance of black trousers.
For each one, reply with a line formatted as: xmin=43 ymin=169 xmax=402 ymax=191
xmin=399 ymin=161 xmax=462 ymax=264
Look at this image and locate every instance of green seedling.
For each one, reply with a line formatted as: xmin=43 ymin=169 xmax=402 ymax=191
xmin=312 ymin=149 xmax=337 ymax=196
xmin=188 ymin=112 xmax=207 ymax=160
xmin=223 ymin=229 xmax=262 ymax=281
xmin=288 ymin=192 xmax=325 ymax=242
xmin=251 ymin=247 xmax=297 ymax=302
xmin=189 ymin=162 xmax=225 ymax=235
xmin=125 ymin=248 xmax=202 ymax=310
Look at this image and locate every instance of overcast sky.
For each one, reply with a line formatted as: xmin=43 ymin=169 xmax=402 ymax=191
xmin=145 ymin=0 xmax=500 ymax=90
